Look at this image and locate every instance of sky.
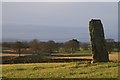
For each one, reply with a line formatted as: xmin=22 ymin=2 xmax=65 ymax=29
xmin=118 ymin=2 xmax=120 ymax=42
xmin=2 ymin=2 xmax=118 ymax=42
xmin=1 ymin=0 xmax=119 ymax=2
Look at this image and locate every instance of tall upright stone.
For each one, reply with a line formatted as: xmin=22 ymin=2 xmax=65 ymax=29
xmin=89 ymin=19 xmax=109 ymax=62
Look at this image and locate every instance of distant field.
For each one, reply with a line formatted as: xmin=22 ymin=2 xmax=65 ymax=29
xmin=1 ymin=52 xmax=119 ymax=61
xmin=2 ymin=61 xmax=118 ymax=78
xmin=0 ymin=53 xmax=31 ymax=57
xmin=52 ymin=52 xmax=118 ymax=61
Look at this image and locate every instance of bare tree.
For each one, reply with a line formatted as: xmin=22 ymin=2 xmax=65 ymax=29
xmin=12 ymin=41 xmax=23 ymax=57
xmin=39 ymin=40 xmax=56 ymax=53
xmin=29 ymin=39 xmax=39 ymax=54
xmin=106 ymin=38 xmax=115 ymax=53
xmin=63 ymin=39 xmax=79 ymax=53
xmin=80 ymin=43 xmax=89 ymax=50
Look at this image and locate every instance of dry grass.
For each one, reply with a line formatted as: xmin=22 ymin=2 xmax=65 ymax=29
xmin=0 ymin=53 xmax=32 ymax=57
xmin=109 ymin=52 xmax=119 ymax=60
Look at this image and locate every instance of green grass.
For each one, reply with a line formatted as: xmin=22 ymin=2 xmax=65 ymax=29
xmin=51 ymin=51 xmax=92 ymax=57
xmin=2 ymin=61 xmax=118 ymax=78
xmin=75 ymin=50 xmax=91 ymax=54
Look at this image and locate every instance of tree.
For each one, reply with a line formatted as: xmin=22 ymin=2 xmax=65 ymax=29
xmin=113 ymin=42 xmax=120 ymax=52
xmin=80 ymin=43 xmax=89 ymax=51
xmin=22 ymin=41 xmax=29 ymax=49
xmin=46 ymin=40 xmax=56 ymax=53
xmin=12 ymin=41 xmax=23 ymax=57
xmin=63 ymin=39 xmax=79 ymax=53
xmin=2 ymin=42 xmax=11 ymax=48
xmin=55 ymin=42 xmax=63 ymax=53
xmin=39 ymin=42 xmax=46 ymax=53
xmin=39 ymin=40 xmax=56 ymax=53
xmin=106 ymin=39 xmax=115 ymax=53
xmin=2 ymin=42 xmax=14 ymax=50
xmin=29 ymin=39 xmax=39 ymax=54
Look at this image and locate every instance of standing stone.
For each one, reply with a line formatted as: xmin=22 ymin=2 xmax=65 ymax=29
xmin=89 ymin=19 xmax=109 ymax=62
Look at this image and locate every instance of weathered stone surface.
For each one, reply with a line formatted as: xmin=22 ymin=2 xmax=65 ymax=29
xmin=89 ymin=19 xmax=109 ymax=62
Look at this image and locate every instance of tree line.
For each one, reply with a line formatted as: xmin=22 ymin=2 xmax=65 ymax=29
xmin=2 ymin=39 xmax=82 ymax=56
xmin=2 ymin=38 xmax=119 ymax=57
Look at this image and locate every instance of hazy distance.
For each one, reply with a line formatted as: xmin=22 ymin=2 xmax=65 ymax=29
xmin=2 ymin=2 xmax=118 ymax=42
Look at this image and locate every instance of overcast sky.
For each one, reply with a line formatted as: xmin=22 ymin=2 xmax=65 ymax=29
xmin=2 ymin=2 xmax=118 ymax=42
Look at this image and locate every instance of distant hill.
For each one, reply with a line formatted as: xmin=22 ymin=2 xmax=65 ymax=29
xmin=2 ymin=38 xmax=24 ymax=42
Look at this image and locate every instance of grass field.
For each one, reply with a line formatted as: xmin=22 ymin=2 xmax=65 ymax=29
xmin=2 ymin=52 xmax=119 ymax=79
xmin=2 ymin=61 xmax=118 ymax=78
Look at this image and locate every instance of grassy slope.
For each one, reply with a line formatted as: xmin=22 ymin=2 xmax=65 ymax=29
xmin=2 ymin=61 xmax=118 ymax=78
